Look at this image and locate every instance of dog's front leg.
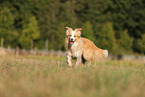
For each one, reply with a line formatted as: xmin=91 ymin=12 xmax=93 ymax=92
xmin=67 ymin=56 xmax=72 ymax=67
xmin=66 ymin=51 xmax=72 ymax=67
xmin=75 ymin=56 xmax=82 ymax=67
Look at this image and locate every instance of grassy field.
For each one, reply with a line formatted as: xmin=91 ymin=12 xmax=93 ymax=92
xmin=0 ymin=55 xmax=145 ymax=97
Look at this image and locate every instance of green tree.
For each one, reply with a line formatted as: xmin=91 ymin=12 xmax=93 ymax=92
xmin=1 ymin=0 xmax=145 ymax=54
xmin=37 ymin=0 xmax=60 ymax=50
xmin=19 ymin=15 xmax=40 ymax=49
xmin=119 ymin=30 xmax=133 ymax=53
xmin=59 ymin=0 xmax=79 ymax=27
xmin=97 ymin=22 xmax=116 ymax=53
xmin=82 ymin=21 xmax=95 ymax=42
xmin=107 ymin=0 xmax=145 ymax=39
xmin=57 ymin=22 xmax=66 ymax=50
xmin=0 ymin=7 xmax=16 ymax=47
xmin=134 ymin=34 xmax=145 ymax=54
xmin=139 ymin=34 xmax=145 ymax=54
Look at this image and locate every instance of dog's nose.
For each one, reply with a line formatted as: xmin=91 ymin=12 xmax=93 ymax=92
xmin=70 ymin=39 xmax=73 ymax=41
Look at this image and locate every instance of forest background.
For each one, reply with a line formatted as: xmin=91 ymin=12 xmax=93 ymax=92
xmin=0 ymin=0 xmax=145 ymax=55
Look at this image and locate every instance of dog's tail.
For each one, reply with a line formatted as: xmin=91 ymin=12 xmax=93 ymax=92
xmin=103 ymin=50 xmax=108 ymax=59
xmin=93 ymin=49 xmax=108 ymax=61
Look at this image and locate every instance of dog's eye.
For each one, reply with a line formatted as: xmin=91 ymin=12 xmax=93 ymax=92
xmin=69 ymin=35 xmax=71 ymax=36
xmin=74 ymin=35 xmax=76 ymax=37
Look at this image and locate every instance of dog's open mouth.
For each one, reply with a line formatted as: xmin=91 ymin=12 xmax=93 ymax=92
xmin=69 ymin=41 xmax=74 ymax=45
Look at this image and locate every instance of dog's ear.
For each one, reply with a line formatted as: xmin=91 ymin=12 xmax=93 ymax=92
xmin=75 ymin=28 xmax=82 ymax=36
xmin=66 ymin=26 xmax=72 ymax=29
xmin=66 ymin=27 xmax=72 ymax=36
xmin=66 ymin=27 xmax=72 ymax=31
xmin=75 ymin=28 xmax=82 ymax=31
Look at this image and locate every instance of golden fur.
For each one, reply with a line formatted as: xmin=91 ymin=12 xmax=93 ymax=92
xmin=65 ymin=27 xmax=108 ymax=67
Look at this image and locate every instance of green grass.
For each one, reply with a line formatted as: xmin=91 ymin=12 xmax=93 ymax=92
xmin=0 ymin=55 xmax=145 ymax=97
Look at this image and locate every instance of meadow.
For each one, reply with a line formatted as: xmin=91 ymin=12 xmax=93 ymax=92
xmin=0 ymin=55 xmax=145 ymax=97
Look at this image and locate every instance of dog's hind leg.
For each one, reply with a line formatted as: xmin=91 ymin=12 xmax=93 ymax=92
xmin=82 ymin=55 xmax=86 ymax=65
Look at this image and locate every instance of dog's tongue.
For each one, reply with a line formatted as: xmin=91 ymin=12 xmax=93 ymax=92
xmin=70 ymin=42 xmax=73 ymax=44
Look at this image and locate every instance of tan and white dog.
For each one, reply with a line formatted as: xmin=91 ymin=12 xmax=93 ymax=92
xmin=65 ymin=27 xmax=108 ymax=67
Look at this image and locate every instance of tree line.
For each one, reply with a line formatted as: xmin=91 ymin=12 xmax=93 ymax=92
xmin=0 ymin=0 xmax=145 ymax=54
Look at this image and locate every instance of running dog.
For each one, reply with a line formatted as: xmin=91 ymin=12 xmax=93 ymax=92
xmin=65 ymin=27 xmax=108 ymax=67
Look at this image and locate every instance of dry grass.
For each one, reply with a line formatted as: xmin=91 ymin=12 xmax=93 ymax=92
xmin=0 ymin=55 xmax=145 ymax=97
xmin=0 ymin=47 xmax=7 ymax=56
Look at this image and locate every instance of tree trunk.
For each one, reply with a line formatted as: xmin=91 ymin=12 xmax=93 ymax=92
xmin=31 ymin=39 xmax=33 ymax=50
xmin=45 ymin=38 xmax=48 ymax=51
xmin=1 ymin=37 xmax=4 ymax=47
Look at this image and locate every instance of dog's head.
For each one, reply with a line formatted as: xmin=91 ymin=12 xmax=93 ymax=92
xmin=66 ymin=27 xmax=82 ymax=45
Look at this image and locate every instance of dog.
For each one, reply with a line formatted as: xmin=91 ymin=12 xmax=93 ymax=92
xmin=65 ymin=27 xmax=108 ymax=67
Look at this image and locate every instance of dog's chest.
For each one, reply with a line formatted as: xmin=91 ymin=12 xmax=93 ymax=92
xmin=71 ymin=42 xmax=81 ymax=57
xmin=71 ymin=42 xmax=78 ymax=51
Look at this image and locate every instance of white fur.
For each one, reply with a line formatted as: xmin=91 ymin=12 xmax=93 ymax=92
xmin=103 ymin=50 xmax=108 ymax=58
xmin=71 ymin=42 xmax=81 ymax=57
xmin=70 ymin=31 xmax=75 ymax=41
xmin=71 ymin=42 xmax=78 ymax=51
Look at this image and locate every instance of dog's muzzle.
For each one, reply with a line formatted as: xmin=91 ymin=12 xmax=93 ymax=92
xmin=69 ymin=38 xmax=75 ymax=45
xmin=69 ymin=41 xmax=74 ymax=45
xmin=69 ymin=38 xmax=74 ymax=45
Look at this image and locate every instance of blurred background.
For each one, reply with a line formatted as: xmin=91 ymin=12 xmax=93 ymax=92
xmin=0 ymin=0 xmax=145 ymax=56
